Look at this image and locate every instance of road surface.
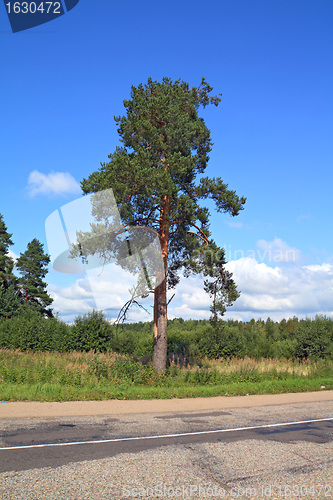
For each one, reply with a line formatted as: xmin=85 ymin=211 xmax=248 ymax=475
xmin=0 ymin=392 xmax=332 ymax=499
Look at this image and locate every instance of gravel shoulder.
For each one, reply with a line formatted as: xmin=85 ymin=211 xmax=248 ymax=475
xmin=1 ymin=390 xmax=332 ymax=419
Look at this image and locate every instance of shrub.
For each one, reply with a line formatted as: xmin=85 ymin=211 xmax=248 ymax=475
xmin=0 ymin=306 xmax=72 ymax=351
xmin=195 ymin=322 xmax=246 ymax=359
xmin=71 ymin=310 xmax=113 ymax=352
xmin=295 ymin=316 xmax=333 ymax=359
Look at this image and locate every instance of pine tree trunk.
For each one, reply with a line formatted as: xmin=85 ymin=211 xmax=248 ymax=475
xmin=153 ymin=276 xmax=168 ymax=372
xmin=153 ymin=194 xmax=169 ymax=372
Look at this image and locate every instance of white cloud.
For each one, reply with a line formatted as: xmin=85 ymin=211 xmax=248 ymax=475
xmin=47 ymin=242 xmax=333 ymax=323
xmin=48 ymin=279 xmax=94 ymax=316
xmin=173 ymin=278 xmax=210 ymax=310
xmin=48 ymin=264 xmax=155 ymax=322
xmin=8 ymin=249 xmax=19 ymax=262
xmin=27 ymin=170 xmax=81 ymax=197
xmin=225 ymin=257 xmax=333 ymax=320
xmin=256 ymin=238 xmax=300 ymax=263
xmin=168 ymin=303 xmax=210 ymax=320
xmin=167 ymin=257 xmax=333 ymax=321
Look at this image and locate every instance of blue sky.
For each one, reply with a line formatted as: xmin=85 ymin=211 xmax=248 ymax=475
xmin=1 ymin=0 xmax=333 ymax=322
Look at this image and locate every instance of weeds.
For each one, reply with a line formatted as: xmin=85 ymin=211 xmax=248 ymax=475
xmin=0 ymin=349 xmax=331 ymax=401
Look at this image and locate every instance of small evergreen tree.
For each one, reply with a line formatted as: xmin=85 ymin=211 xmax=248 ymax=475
xmin=16 ymin=238 xmax=53 ymax=317
xmin=0 ymin=213 xmax=16 ymax=289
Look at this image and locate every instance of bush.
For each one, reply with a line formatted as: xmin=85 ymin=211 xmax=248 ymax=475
xmin=295 ymin=316 xmax=333 ymax=359
xmin=275 ymin=338 xmax=297 ymax=359
xmin=110 ymin=327 xmax=139 ymax=355
xmin=195 ymin=322 xmax=246 ymax=359
xmin=71 ymin=310 xmax=113 ymax=352
xmin=0 ymin=306 xmax=72 ymax=351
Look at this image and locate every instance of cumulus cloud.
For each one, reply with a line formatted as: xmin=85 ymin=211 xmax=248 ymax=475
xmin=27 ymin=170 xmax=81 ymax=197
xmin=47 ymin=238 xmax=333 ymax=322
xmin=256 ymin=238 xmax=300 ymax=263
xmin=167 ymin=257 xmax=333 ymax=321
xmin=225 ymin=257 xmax=333 ymax=320
xmin=48 ymin=264 xmax=155 ymax=323
xmin=48 ymin=279 xmax=94 ymax=316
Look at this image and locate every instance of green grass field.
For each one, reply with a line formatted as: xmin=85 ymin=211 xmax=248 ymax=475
xmin=0 ymin=349 xmax=332 ymax=401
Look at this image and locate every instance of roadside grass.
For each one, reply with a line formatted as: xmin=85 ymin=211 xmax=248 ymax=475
xmin=0 ymin=349 xmax=332 ymax=402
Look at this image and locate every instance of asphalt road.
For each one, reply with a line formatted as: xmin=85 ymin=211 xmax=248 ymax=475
xmin=0 ymin=396 xmax=332 ymax=499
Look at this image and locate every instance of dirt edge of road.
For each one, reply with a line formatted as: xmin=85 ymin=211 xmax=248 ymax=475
xmin=0 ymin=390 xmax=332 ymax=419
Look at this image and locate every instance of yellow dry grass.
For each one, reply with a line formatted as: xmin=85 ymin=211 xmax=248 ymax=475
xmin=207 ymin=356 xmax=317 ymax=376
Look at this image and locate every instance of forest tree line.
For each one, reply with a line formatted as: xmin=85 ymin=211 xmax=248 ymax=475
xmin=0 ymin=309 xmax=332 ymax=362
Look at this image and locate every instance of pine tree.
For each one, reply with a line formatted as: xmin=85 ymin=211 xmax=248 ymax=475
xmin=80 ymin=77 xmax=246 ymax=371
xmin=16 ymin=238 xmax=53 ymax=317
xmin=0 ymin=213 xmax=16 ymax=289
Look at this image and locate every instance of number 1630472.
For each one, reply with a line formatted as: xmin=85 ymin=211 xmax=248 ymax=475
xmin=5 ymin=2 xmax=61 ymax=14
xmin=278 ymin=484 xmax=332 ymax=497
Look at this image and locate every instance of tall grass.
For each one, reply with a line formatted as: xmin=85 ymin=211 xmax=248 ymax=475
xmin=0 ymin=349 xmax=331 ymax=401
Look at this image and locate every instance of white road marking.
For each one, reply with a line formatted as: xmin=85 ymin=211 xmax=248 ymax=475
xmin=0 ymin=417 xmax=332 ymax=451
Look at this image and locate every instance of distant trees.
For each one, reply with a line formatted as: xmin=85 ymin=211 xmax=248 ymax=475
xmin=0 ymin=214 xmax=53 ymax=320
xmin=0 ymin=312 xmax=332 ymax=360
